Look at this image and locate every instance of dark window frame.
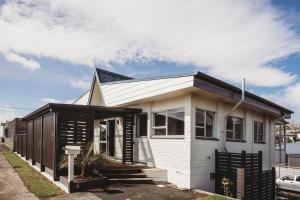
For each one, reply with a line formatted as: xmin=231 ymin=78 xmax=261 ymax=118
xmin=195 ymin=108 xmax=216 ymax=138
xmin=137 ymin=113 xmax=148 ymax=137
xmin=254 ymin=121 xmax=265 ymax=143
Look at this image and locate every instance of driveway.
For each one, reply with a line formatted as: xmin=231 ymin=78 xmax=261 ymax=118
xmin=0 ymin=144 xmax=39 ymax=200
xmin=90 ymin=183 xmax=207 ymax=200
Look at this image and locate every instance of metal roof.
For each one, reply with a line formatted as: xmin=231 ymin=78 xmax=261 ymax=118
xmin=100 ymin=72 xmax=195 ymax=85
xmin=96 ymin=68 xmax=133 ymax=83
xmin=99 ymin=70 xmax=293 ymax=115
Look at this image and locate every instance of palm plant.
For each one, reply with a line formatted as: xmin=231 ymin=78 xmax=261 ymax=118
xmin=59 ymin=142 xmax=106 ymax=180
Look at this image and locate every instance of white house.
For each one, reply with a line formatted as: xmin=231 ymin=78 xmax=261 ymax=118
xmin=74 ymin=68 xmax=293 ymax=191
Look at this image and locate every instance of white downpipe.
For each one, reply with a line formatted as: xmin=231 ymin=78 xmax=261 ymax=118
xmin=223 ymin=78 xmax=245 ymax=152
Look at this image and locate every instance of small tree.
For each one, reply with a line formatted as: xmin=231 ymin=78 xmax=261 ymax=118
xmin=221 ymin=177 xmax=232 ymax=198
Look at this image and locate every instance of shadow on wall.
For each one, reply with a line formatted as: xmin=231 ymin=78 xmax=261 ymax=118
xmin=134 ymin=137 xmax=156 ymax=167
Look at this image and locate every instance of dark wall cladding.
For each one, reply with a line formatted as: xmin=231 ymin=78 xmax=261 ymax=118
xmin=33 ymin=116 xmax=42 ymax=163
xmin=57 ymin=111 xmax=92 ymax=149
xmin=21 ymin=135 xmax=26 ymax=156
xmin=16 ymin=119 xmax=27 ymax=135
xmin=6 ymin=118 xmax=27 ymax=138
xmin=26 ymin=120 xmax=33 ymax=160
xmin=42 ymin=113 xmax=55 ymax=169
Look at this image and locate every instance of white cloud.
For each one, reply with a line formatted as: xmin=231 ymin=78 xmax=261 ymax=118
xmin=0 ymin=102 xmax=17 ymax=122
xmin=263 ymin=83 xmax=300 ymax=121
xmin=69 ymin=79 xmax=90 ymax=91
xmin=41 ymin=97 xmax=74 ymax=104
xmin=4 ymin=52 xmax=40 ymax=70
xmin=0 ymin=0 xmax=299 ymax=86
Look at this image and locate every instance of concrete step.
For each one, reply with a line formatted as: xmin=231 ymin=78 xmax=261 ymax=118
xmin=108 ymin=177 xmax=153 ymax=184
xmin=105 ymin=173 xmax=147 ymax=178
xmin=101 ymin=168 xmax=142 ymax=174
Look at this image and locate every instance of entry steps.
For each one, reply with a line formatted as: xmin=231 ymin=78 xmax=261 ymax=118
xmin=102 ymin=168 xmax=153 ymax=184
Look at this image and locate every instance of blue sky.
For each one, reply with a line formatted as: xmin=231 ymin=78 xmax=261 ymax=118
xmin=0 ymin=0 xmax=300 ymax=122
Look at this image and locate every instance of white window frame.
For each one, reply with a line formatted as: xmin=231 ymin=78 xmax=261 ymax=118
xmin=254 ymin=121 xmax=265 ymax=143
xmin=226 ymin=116 xmax=244 ymax=141
xmin=195 ymin=108 xmax=216 ymax=138
xmin=152 ymin=108 xmax=185 ymax=137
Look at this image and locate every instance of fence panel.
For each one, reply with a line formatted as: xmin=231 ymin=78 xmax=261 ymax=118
xmin=33 ymin=117 xmax=42 ymax=163
xmin=15 ymin=134 xmax=26 ymax=156
xmin=21 ymin=135 xmax=26 ymax=157
xmin=42 ymin=113 xmax=55 ymax=170
xmin=26 ymin=120 xmax=33 ymax=160
xmin=215 ymin=150 xmax=275 ymax=199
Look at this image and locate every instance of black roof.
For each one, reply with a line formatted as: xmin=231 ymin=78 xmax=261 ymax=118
xmin=194 ymin=71 xmax=293 ymax=114
xmin=96 ymin=68 xmax=133 ymax=83
xmin=23 ymin=103 xmax=141 ymax=120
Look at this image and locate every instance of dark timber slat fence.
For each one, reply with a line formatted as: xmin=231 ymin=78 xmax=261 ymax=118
xmin=55 ymin=111 xmax=94 ymax=179
xmin=33 ymin=117 xmax=42 ymax=163
xmin=18 ymin=104 xmax=140 ymax=182
xmin=42 ymin=113 xmax=55 ymax=170
xmin=215 ymin=150 xmax=275 ymax=200
xmin=122 ymin=114 xmax=134 ymax=164
xmin=15 ymin=134 xmax=26 ymax=157
xmin=26 ymin=121 xmax=33 ymax=161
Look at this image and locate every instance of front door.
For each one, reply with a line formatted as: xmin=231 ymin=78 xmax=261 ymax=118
xmin=108 ymin=120 xmax=115 ymax=157
xmin=99 ymin=119 xmax=115 ymax=157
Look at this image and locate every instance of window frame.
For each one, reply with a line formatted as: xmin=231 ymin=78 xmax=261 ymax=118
xmin=152 ymin=108 xmax=185 ymax=137
xmin=254 ymin=120 xmax=265 ymax=143
xmin=195 ymin=108 xmax=216 ymax=139
xmin=226 ymin=116 xmax=244 ymax=141
xmin=136 ymin=113 xmax=148 ymax=137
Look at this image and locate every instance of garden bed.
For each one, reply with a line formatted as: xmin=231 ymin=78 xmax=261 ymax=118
xmin=60 ymin=175 xmax=107 ymax=192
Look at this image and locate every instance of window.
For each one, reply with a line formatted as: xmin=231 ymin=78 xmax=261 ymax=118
xmin=195 ymin=109 xmax=215 ymax=138
xmin=226 ymin=116 xmax=243 ymax=141
xmin=254 ymin=121 xmax=265 ymax=143
xmin=137 ymin=113 xmax=148 ymax=137
xmin=153 ymin=108 xmax=184 ymax=136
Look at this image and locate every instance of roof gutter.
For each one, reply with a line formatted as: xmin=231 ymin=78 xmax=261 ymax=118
xmin=223 ymin=78 xmax=245 ymax=152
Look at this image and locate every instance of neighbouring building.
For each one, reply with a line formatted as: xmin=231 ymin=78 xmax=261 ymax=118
xmin=71 ymin=68 xmax=293 ymax=191
xmin=3 ymin=118 xmax=27 ymax=150
xmin=278 ymin=142 xmax=300 ymax=167
xmin=0 ymin=122 xmax=5 ymax=138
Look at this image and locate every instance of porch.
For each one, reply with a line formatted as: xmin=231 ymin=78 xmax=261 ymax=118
xmin=21 ymin=103 xmax=142 ymax=181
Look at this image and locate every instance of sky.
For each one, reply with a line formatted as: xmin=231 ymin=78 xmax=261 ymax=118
xmin=0 ymin=0 xmax=300 ymax=123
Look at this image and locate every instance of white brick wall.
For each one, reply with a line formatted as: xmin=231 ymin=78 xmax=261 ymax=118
xmin=132 ymin=93 xmax=276 ymax=191
xmin=190 ymin=94 xmax=275 ymax=191
xmin=92 ymin=89 xmax=277 ymax=191
xmin=133 ymin=95 xmax=192 ymax=188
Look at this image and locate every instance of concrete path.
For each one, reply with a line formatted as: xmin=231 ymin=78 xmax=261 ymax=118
xmin=0 ymin=144 xmax=102 ymax=200
xmin=49 ymin=192 xmax=101 ymax=200
xmin=0 ymin=151 xmax=39 ymax=200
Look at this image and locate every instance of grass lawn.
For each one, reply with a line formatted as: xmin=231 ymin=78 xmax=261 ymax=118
xmin=2 ymin=152 xmax=63 ymax=198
